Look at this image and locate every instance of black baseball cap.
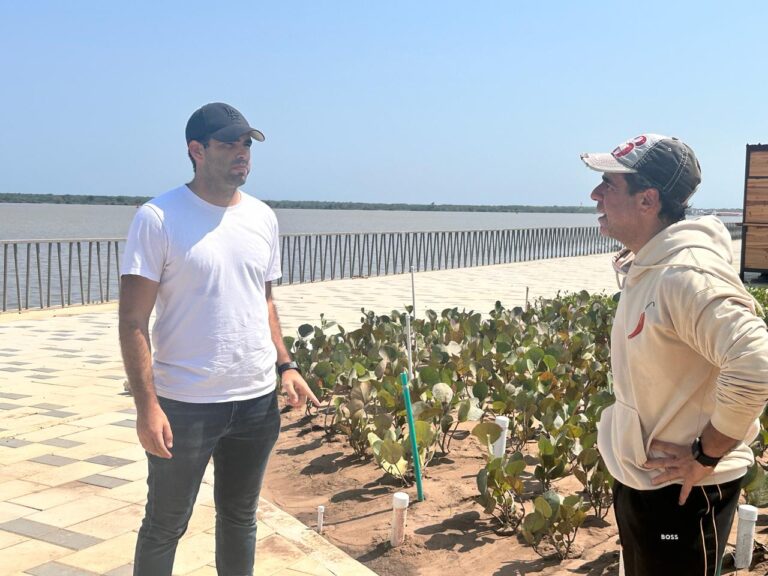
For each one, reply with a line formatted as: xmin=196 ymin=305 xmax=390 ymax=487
xmin=185 ymin=103 xmax=265 ymax=144
xmin=581 ymin=134 xmax=701 ymax=202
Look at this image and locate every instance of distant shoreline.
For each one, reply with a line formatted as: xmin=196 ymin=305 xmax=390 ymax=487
xmin=0 ymin=193 xmax=741 ymax=215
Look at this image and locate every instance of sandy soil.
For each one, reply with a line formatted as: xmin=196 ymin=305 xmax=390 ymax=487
xmin=262 ymin=406 xmax=768 ymax=576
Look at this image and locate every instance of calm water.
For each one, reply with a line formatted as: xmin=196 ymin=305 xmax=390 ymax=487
xmin=0 ymin=202 xmax=741 ymax=241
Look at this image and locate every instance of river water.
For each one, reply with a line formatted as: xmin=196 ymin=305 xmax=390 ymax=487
xmin=0 ymin=203 xmax=607 ymax=240
xmin=0 ymin=203 xmax=741 ymax=241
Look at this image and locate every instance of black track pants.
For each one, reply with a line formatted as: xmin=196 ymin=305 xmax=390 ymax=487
xmin=613 ymin=478 xmax=741 ymax=576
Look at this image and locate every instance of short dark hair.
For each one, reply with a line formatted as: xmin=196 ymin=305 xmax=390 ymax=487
xmin=188 ymin=139 xmax=210 ymax=173
xmin=625 ymin=172 xmax=687 ymax=224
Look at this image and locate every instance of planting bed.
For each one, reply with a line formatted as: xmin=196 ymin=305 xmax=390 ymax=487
xmin=263 ymin=290 xmax=768 ymax=575
xmin=264 ymin=407 xmax=768 ymax=575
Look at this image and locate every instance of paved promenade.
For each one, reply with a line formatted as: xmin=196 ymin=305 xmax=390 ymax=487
xmin=0 ymin=243 xmax=743 ymax=575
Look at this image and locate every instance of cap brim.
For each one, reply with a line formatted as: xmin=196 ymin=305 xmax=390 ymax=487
xmin=249 ymin=129 xmax=265 ymax=142
xmin=580 ymin=152 xmax=637 ymax=173
xmin=210 ymin=125 xmax=266 ymax=143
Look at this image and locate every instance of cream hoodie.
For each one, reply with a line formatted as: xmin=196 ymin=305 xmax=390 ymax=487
xmin=597 ymin=216 xmax=768 ymax=490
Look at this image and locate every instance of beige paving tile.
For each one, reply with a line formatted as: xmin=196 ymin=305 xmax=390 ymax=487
xmin=0 ymin=479 xmax=45 ymax=501
xmin=16 ymin=425 xmax=88 ymax=444
xmin=0 ymin=501 xmax=38 ymax=522
xmin=27 ymin=494 xmax=128 ymax=528
xmin=0 ymin=459 xmax=60 ymax=482
xmin=0 ymin=414 xmax=57 ymax=434
xmin=102 ymin=444 xmax=145 ymax=462
xmin=0 ymin=443 xmax=77 ymax=467
xmin=172 ymin=531 xmax=216 ymax=575
xmin=23 ymin=460 xmax=107 ymax=487
xmin=185 ymin=503 xmax=216 ymax=537
xmin=58 ymin=437 xmax=134 ymax=460
xmin=254 ymin=534 xmax=307 ymax=576
xmin=270 ymin=510 xmax=325 ymax=553
xmin=106 ymin=479 xmax=149 ymax=504
xmin=306 ymin=549 xmax=379 ymax=576
xmin=0 ymin=539 xmax=70 ymax=573
xmin=59 ymin=427 xmax=124 ymax=443
xmin=196 ymin=481 xmax=214 ymax=506
xmin=257 ymin=498 xmax=290 ymax=530
xmin=100 ymin=425 xmax=139 ymax=444
xmin=106 ymin=460 xmax=147 ymax=481
xmin=67 ymin=503 xmax=144 ymax=539
xmin=257 ymin=520 xmax=276 ymax=541
xmin=56 ymin=531 xmax=136 ymax=574
xmin=64 ymin=412 xmax=126 ymax=429
xmin=0 ymin=529 xmax=27 ymax=550
xmin=10 ymin=481 xmax=104 ymax=511
xmin=273 ymin=555 xmax=337 ymax=576
xmin=180 ymin=565 xmax=218 ymax=576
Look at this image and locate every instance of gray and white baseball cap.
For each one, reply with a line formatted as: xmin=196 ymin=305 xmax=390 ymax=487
xmin=581 ymin=134 xmax=701 ymax=201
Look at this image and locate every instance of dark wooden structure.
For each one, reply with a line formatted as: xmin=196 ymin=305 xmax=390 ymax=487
xmin=740 ymin=144 xmax=768 ymax=279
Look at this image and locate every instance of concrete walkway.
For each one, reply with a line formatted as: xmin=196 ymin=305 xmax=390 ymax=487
xmin=0 ymin=243 xmax=744 ymax=575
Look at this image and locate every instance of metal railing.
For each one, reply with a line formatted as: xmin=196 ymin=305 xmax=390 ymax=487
xmin=1 ymin=223 xmax=741 ymax=312
xmin=1 ymin=238 xmax=123 ymax=313
xmin=277 ymin=226 xmax=622 ymax=284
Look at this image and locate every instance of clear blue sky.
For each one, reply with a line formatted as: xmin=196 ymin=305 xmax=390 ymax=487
xmin=1 ymin=1 xmax=765 ymax=208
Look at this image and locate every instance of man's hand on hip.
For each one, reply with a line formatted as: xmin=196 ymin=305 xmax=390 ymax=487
xmin=280 ymin=371 xmax=320 ymax=409
xmin=136 ymin=403 xmax=174 ymax=459
xmin=643 ymin=439 xmax=714 ymax=505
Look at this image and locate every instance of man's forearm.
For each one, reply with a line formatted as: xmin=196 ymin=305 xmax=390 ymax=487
xmin=700 ymin=421 xmax=740 ymax=458
xmin=119 ymin=322 xmax=159 ymax=412
xmin=267 ymin=299 xmax=292 ymax=365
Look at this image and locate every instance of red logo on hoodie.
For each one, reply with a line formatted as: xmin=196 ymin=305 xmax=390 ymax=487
xmin=627 ymin=313 xmax=645 ymax=339
xmin=628 ymin=301 xmax=655 ymax=339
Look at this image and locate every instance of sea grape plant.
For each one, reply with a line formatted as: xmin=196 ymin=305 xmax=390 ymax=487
xmin=286 ymin=291 xmax=621 ymax=559
xmin=521 ymin=490 xmax=589 ymax=561
xmin=473 ymin=421 xmax=529 ymax=533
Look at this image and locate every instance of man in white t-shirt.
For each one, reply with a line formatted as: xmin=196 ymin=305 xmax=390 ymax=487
xmin=119 ymin=102 xmax=319 ymax=576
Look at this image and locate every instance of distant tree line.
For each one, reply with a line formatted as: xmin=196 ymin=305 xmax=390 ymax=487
xmin=0 ymin=193 xmax=152 ymax=205
xmin=1 ymin=193 xmax=598 ymax=213
xmin=0 ymin=193 xmax=739 ymax=215
xmin=263 ymin=200 xmax=598 ymax=213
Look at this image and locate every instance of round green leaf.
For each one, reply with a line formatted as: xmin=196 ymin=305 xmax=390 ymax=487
xmin=473 ymin=382 xmax=489 ymax=401
xmin=472 ymin=422 xmax=502 ymax=446
xmin=432 ymin=382 xmax=454 ymax=404
xmin=419 ymin=366 xmax=441 ymax=385
xmin=379 ymin=437 xmax=404 ymax=464
xmin=298 ymin=324 xmax=314 ymax=338
xmin=534 ymin=495 xmax=553 ymax=518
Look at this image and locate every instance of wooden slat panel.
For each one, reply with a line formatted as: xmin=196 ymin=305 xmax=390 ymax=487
xmin=749 ymin=151 xmax=768 ymax=177
xmin=745 ymin=178 xmax=768 ymax=223
xmin=745 ymin=226 xmax=768 ymax=270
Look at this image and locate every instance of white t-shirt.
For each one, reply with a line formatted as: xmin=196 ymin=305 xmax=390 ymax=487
xmin=121 ymin=185 xmax=282 ymax=402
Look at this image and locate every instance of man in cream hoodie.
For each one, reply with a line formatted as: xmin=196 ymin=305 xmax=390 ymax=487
xmin=582 ymin=134 xmax=768 ymax=576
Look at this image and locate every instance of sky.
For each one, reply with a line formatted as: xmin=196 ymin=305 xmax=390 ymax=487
xmin=0 ymin=1 xmax=765 ymax=209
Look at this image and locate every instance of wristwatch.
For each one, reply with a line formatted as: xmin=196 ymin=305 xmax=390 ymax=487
xmin=277 ymin=361 xmax=301 ymax=377
xmin=691 ymin=437 xmax=722 ymax=467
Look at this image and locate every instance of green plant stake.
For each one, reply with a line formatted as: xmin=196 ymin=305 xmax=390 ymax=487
xmin=401 ymin=370 xmax=424 ymax=501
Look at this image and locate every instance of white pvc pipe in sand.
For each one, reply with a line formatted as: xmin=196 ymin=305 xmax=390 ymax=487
xmin=492 ymin=416 xmax=509 ymax=458
xmin=317 ymin=505 xmax=325 ymax=535
xmin=619 ymin=548 xmax=625 ymax=575
xmin=390 ymin=492 xmax=410 ymax=547
xmin=735 ymin=504 xmax=758 ymax=569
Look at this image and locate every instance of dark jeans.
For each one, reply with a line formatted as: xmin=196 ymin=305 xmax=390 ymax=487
xmin=134 ymin=391 xmax=281 ymax=576
xmin=613 ymin=477 xmax=741 ymax=576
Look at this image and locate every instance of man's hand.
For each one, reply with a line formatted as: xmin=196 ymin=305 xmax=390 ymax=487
xmin=136 ymin=403 xmax=174 ymax=459
xmin=643 ymin=439 xmax=714 ymax=505
xmin=280 ymin=371 xmax=320 ymax=409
